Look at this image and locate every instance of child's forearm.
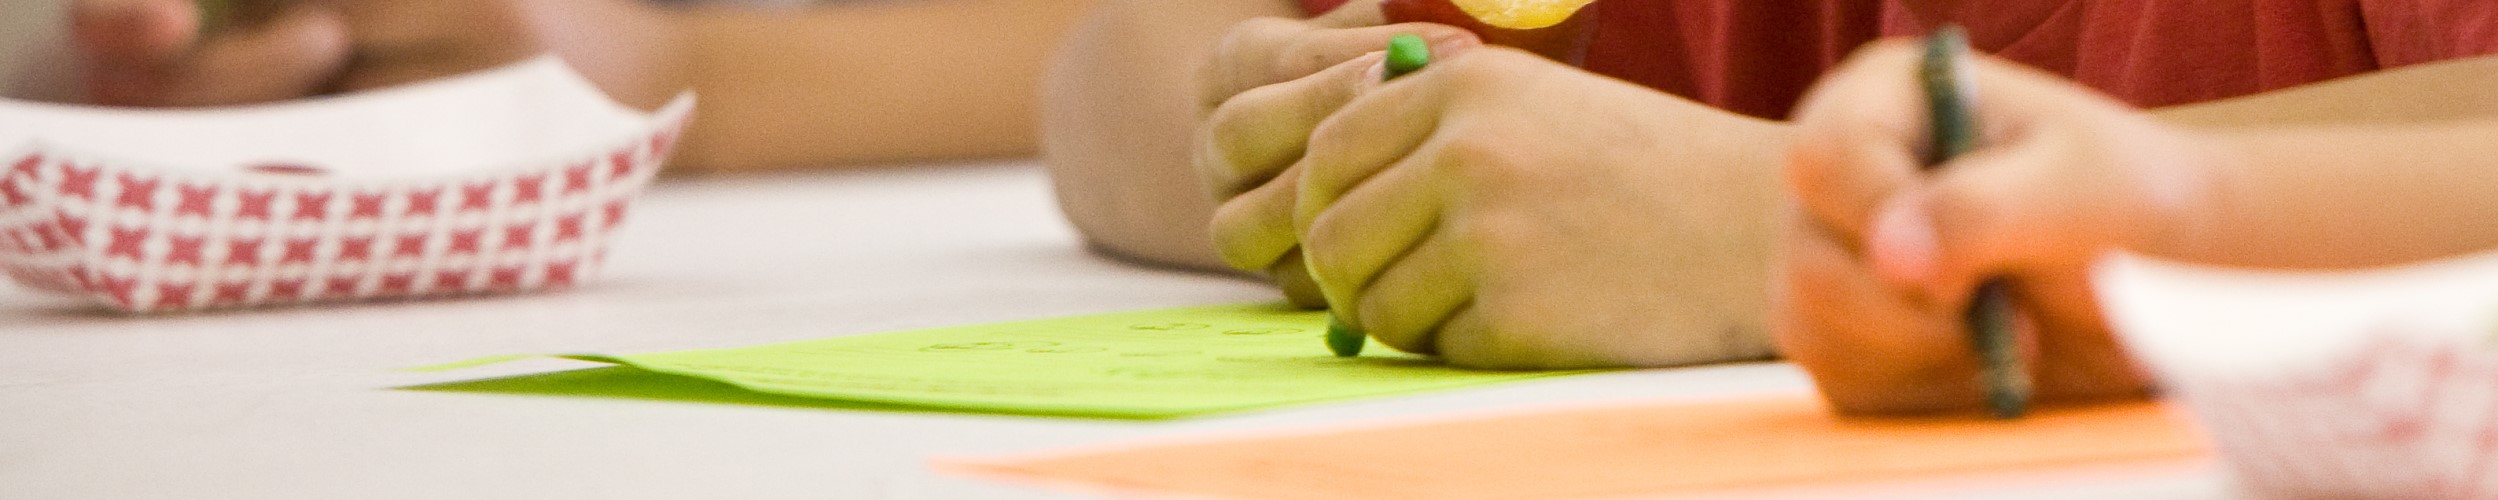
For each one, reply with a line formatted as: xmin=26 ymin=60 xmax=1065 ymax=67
xmin=2143 ymin=120 xmax=2498 ymax=269
xmin=660 ymin=0 xmax=1089 ymax=173
xmin=2152 ymin=55 xmax=2498 ymax=129
xmin=1038 ymin=0 xmax=1306 ymax=271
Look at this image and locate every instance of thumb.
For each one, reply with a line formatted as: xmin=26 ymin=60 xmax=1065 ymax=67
xmin=1863 ymin=141 xmax=2082 ymax=309
xmin=1878 ymin=132 xmax=2148 ymax=308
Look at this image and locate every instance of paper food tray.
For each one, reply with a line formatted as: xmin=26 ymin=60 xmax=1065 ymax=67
xmin=0 ymin=56 xmax=693 ymax=313
xmin=2096 ymin=252 xmax=2498 ymax=498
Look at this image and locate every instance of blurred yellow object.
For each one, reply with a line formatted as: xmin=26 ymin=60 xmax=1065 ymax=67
xmin=1450 ymin=0 xmax=1596 ymax=29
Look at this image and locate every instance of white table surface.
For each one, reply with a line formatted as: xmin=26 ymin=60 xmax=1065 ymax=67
xmin=0 ymin=160 xmax=2233 ymax=499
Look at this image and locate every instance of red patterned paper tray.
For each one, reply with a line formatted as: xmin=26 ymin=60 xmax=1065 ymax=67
xmin=0 ymin=57 xmax=693 ymax=313
xmin=2096 ymin=253 xmax=2498 ymax=498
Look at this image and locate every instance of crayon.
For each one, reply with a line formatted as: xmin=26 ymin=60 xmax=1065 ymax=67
xmin=1919 ymin=26 xmax=2033 ymax=419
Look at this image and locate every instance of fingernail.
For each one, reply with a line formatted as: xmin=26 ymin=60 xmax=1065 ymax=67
xmin=1867 ymin=196 xmax=1941 ymax=288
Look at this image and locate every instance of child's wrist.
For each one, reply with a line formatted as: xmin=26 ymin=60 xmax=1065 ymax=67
xmin=2135 ymin=124 xmax=2253 ymax=261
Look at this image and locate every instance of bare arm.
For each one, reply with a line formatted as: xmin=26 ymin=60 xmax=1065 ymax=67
xmin=43 ymin=0 xmax=1087 ymax=173
xmin=2104 ymin=55 xmax=2498 ymax=265
xmin=2144 ymin=120 xmax=2498 ymax=269
xmin=663 ymin=0 xmax=1089 ymax=172
xmin=2153 ymin=55 xmax=2498 ymax=128
xmin=1036 ymin=0 xmax=1301 ymax=271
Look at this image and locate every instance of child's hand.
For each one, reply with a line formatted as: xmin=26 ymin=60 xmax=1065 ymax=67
xmin=1775 ymin=41 xmax=2220 ymax=413
xmin=1196 ymin=1 xmax=1479 ymax=307
xmin=69 ymin=0 xmax=675 ymax=108
xmin=1282 ymin=47 xmax=1788 ymax=368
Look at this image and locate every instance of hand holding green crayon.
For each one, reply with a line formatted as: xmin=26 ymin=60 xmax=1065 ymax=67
xmin=1324 ymin=33 xmax=1433 ymax=358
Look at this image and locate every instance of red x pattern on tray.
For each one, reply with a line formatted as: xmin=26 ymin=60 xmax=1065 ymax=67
xmin=0 ymin=115 xmax=685 ymax=313
xmin=2178 ymin=334 xmax=2498 ymax=498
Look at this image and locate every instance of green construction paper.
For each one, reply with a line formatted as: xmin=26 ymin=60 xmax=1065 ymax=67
xmin=414 ymin=303 xmax=1589 ymax=419
xmin=406 ymin=366 xmax=940 ymax=415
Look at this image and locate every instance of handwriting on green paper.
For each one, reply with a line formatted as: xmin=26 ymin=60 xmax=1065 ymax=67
xmin=417 ymin=303 xmax=1590 ymax=419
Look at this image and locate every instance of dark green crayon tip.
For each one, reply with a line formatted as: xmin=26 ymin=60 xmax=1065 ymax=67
xmin=1385 ymin=33 xmax=1431 ymax=80
xmin=1966 ymin=281 xmax=2031 ymax=419
xmin=1920 ymin=25 xmax=2030 ymax=420
xmin=1326 ymin=314 xmax=1365 ymax=357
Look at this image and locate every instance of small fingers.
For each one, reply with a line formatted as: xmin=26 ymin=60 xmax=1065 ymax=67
xmin=1265 ymin=23 xmax=1476 ymax=92
xmin=1351 ymin=233 xmax=1472 ymax=356
xmin=1268 ymin=249 xmax=1330 ymax=308
xmin=1295 ymin=48 xmax=1483 ymax=231
xmin=1197 ymin=52 xmax=1383 ymax=196
xmin=1200 ymin=17 xmax=1476 ymax=113
xmin=1868 ymin=136 xmax=2101 ymax=307
xmin=1210 ymin=162 xmax=1308 ymax=272
xmin=1300 ymin=144 xmax=1442 ymax=326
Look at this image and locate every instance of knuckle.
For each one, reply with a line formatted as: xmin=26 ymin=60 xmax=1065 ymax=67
xmin=1199 ymin=101 xmax=1257 ymax=160
xmin=1304 ymin=116 xmax=1361 ymax=163
xmin=1299 ymin=209 xmax=1349 ymax=263
xmin=1448 ymin=209 xmax=1536 ymax=251
xmin=1189 ymin=135 xmax=1249 ymax=196
xmin=1270 ymin=38 xmax=1333 ymax=79
xmin=1296 ymin=235 xmax=1347 ymax=288
xmin=1435 ymin=323 xmax=1534 ymax=369
xmin=1220 ymin=18 xmax=1299 ymax=58
xmin=1434 ymin=129 xmax=1542 ymax=188
xmin=1209 ymin=18 xmax=1300 ymax=83
xmin=1264 ymin=24 xmax=1350 ymax=79
xmin=1439 ymin=48 xmax=1531 ymax=87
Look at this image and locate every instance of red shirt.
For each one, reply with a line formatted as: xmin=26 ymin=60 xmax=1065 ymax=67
xmin=1304 ymin=0 xmax=2498 ymax=119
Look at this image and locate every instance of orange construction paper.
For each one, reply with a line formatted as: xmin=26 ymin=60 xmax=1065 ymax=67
xmin=944 ymin=395 xmax=2211 ymax=499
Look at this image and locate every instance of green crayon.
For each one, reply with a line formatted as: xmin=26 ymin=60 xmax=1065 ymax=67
xmin=1385 ymin=33 xmax=1431 ymax=79
xmin=1920 ymin=26 xmax=2032 ymax=419
xmin=1325 ymin=34 xmax=1432 ymax=358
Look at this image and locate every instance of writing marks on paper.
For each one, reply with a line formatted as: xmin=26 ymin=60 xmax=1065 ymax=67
xmin=920 ymin=341 xmax=1061 ymax=352
xmin=1222 ymin=328 xmax=1305 ymax=336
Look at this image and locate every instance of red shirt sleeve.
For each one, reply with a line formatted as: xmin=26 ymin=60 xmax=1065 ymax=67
xmin=1286 ymin=0 xmax=1885 ymax=119
xmin=1302 ymin=0 xmax=1351 ymax=16
xmin=2359 ymin=0 xmax=2498 ymax=68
